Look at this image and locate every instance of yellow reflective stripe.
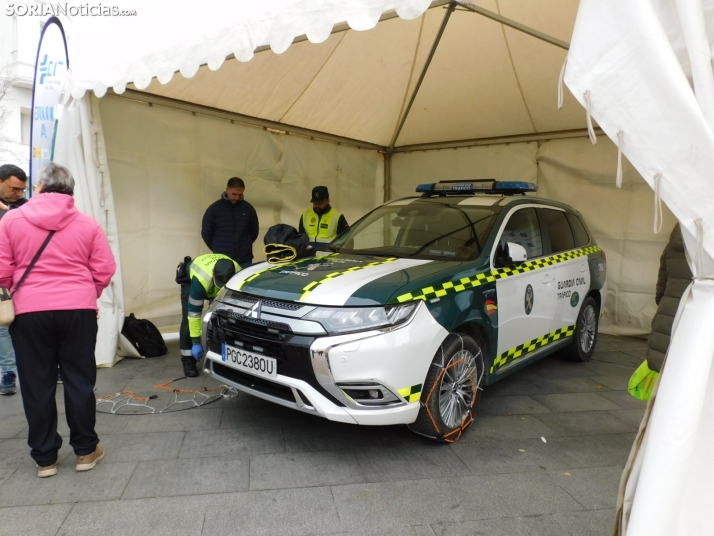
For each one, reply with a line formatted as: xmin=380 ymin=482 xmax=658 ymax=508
xmin=235 ymin=254 xmax=339 ymax=290
xmin=397 ymin=383 xmax=423 ymax=403
xmin=490 ymin=325 xmax=575 ymax=374
xmin=396 ymin=246 xmax=601 ymax=303
xmin=298 ymin=257 xmax=398 ymax=302
xmin=188 ymin=316 xmax=203 ymax=338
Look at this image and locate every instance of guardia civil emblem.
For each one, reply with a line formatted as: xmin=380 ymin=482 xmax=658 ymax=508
xmin=570 ymin=291 xmax=580 ymax=308
xmin=524 ymin=284 xmax=534 ymax=315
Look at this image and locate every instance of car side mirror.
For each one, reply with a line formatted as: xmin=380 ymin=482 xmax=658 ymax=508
xmin=506 ymin=242 xmax=527 ymax=264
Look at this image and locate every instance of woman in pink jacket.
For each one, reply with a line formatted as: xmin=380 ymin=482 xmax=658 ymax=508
xmin=0 ymin=163 xmax=116 ymax=478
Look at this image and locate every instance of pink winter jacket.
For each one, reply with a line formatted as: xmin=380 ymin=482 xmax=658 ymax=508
xmin=0 ymin=193 xmax=116 ymax=314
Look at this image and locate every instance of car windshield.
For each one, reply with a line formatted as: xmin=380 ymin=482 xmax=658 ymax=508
xmin=330 ymin=201 xmax=498 ymax=261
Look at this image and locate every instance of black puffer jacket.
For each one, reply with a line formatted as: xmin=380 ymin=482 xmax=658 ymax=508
xmin=201 ymin=193 xmax=259 ymax=264
xmin=647 ymin=224 xmax=692 ymax=372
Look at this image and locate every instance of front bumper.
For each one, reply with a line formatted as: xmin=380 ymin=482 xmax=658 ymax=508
xmin=203 ymin=299 xmax=448 ymax=426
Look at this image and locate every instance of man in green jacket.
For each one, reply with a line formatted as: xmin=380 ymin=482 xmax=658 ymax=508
xmin=180 ymin=254 xmax=239 ymax=377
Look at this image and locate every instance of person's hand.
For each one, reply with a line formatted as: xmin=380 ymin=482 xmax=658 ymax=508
xmin=0 ymin=201 xmax=8 ymax=211
xmin=191 ymin=343 xmax=204 ymax=361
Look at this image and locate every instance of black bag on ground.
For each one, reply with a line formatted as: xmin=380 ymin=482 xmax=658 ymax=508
xmin=175 ymin=256 xmax=192 ymax=285
xmin=121 ymin=313 xmax=168 ymax=357
xmin=263 ymin=224 xmax=313 ymax=263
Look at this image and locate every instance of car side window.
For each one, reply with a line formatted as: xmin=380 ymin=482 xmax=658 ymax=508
xmin=567 ymin=213 xmax=591 ymax=247
xmin=541 ymin=209 xmax=575 ymax=253
xmin=500 ymin=208 xmax=543 ymax=259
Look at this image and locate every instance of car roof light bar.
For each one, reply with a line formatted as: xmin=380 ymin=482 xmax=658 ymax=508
xmin=416 ymin=180 xmax=537 ymax=196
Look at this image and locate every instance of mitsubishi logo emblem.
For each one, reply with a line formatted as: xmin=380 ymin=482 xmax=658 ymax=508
xmin=244 ymin=300 xmax=262 ymax=319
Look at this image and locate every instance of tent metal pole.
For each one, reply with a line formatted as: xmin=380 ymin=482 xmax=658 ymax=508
xmin=110 ymin=89 xmax=386 ymax=152
xmin=384 ymin=150 xmax=392 ymax=203
xmin=392 ymin=127 xmax=604 ymax=153
xmin=387 ymin=2 xmax=456 ymax=151
xmin=455 ymin=2 xmax=570 ymax=50
xmin=384 ymin=2 xmax=456 ymax=200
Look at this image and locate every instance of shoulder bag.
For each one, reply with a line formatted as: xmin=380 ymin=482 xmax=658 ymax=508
xmin=0 ymin=230 xmax=56 ymax=326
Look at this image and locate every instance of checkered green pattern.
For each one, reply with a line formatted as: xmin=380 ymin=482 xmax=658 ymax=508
xmin=395 ymin=245 xmax=601 ymax=303
xmin=490 ymin=325 xmax=575 ymax=374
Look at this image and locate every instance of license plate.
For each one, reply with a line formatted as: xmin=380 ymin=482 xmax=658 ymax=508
xmin=221 ymin=344 xmax=277 ymax=379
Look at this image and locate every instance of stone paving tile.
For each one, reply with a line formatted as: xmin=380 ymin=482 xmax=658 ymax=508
xmin=526 ymin=358 xmax=601 ymax=379
xmin=590 ymin=374 xmax=631 ymax=391
xmin=607 ymin=408 xmax=646 ymax=428
xmin=179 ymin=427 xmax=284 ymax=458
xmin=529 ymin=376 xmax=613 ymax=394
xmin=450 ymin=437 xmax=551 ymax=475
xmin=0 ymin=461 xmax=136 ymax=507
xmin=598 ymin=390 xmax=648 ymax=409
xmin=250 ymin=450 xmax=364 ymax=490
xmin=583 ymin=361 xmax=640 ymax=376
xmin=203 ymin=487 xmax=342 ymax=536
xmin=93 ymin=431 xmax=185 ymax=462
xmin=0 ymin=503 xmax=74 ymax=536
xmin=534 ymin=411 xmax=637 ymax=436
xmin=333 ymin=527 xmax=435 ymax=536
xmin=481 ymin=379 xmax=547 ymax=397
xmin=0 ymin=413 xmax=27 ymax=439
xmin=548 ymin=466 xmax=624 ymax=510
xmin=58 ymin=495 xmax=209 ymax=536
xmin=552 ymin=508 xmax=617 ymax=536
xmin=0 ymin=392 xmax=24 ymax=416
xmin=121 ymin=407 xmax=222 ymax=433
xmin=530 ymin=393 xmax=622 ymax=413
xmin=476 ymin=395 xmax=551 ymax=417
xmin=122 ymin=456 xmax=250 ymax=499
xmin=430 ymin=514 xmax=569 ymax=535
xmin=1 ymin=436 xmax=74 ymax=472
xmin=331 ymin=472 xmax=582 ymax=531
xmin=220 ymin=405 xmax=318 ymax=429
xmin=531 ymin=434 xmax=633 ymax=470
xmin=591 ymin=351 xmax=643 ymax=366
xmin=283 ymin=423 xmax=387 ymax=452
xmin=461 ymin=415 xmax=560 ymax=441
xmin=354 ymin=446 xmax=471 ymax=483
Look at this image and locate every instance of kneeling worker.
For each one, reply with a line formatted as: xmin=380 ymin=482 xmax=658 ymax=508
xmin=180 ymin=254 xmax=239 ymax=377
xmin=299 ymin=186 xmax=349 ymax=245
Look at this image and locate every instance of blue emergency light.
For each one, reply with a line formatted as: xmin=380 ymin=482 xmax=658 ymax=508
xmin=416 ymin=180 xmax=537 ymax=196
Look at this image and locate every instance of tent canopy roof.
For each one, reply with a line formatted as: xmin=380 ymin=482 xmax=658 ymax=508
xmin=67 ymin=0 xmax=585 ymax=151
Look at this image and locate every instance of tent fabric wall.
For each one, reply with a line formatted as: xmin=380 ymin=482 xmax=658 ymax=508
xmin=564 ymin=1 xmax=714 ymax=534
xmin=536 ymin=137 xmax=676 ymax=336
xmin=391 ymin=136 xmax=675 ymax=335
xmin=53 ymin=95 xmax=125 ymax=367
xmin=99 ymin=95 xmax=383 ymax=325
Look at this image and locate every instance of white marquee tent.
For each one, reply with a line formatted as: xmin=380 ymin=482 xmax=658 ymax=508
xmin=46 ymin=0 xmax=714 ymax=533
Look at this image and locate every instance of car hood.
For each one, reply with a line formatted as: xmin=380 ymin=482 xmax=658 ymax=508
xmin=226 ymin=252 xmax=462 ymax=306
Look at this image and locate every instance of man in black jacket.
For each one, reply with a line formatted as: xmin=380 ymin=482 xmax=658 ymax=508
xmin=201 ymin=177 xmax=259 ymax=269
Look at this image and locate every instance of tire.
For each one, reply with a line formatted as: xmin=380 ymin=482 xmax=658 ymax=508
xmin=563 ymin=295 xmax=599 ymax=362
xmin=408 ymin=333 xmax=486 ymax=443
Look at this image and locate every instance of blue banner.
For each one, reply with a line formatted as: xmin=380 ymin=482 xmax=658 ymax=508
xmin=30 ymin=17 xmax=69 ymax=190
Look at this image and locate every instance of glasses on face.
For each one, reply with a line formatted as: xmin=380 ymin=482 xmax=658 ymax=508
xmin=7 ymin=186 xmax=27 ymax=194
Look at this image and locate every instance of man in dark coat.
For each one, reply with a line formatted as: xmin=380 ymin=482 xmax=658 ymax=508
xmin=201 ymin=177 xmax=259 ymax=269
xmin=646 ymin=223 xmax=692 ymax=372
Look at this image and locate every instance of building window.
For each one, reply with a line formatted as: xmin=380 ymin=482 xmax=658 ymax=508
xmin=21 ymin=108 xmax=31 ymax=145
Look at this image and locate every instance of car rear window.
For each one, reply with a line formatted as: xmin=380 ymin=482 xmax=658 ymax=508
xmin=567 ymin=214 xmax=591 ymax=247
xmin=540 ymin=209 xmax=575 ymax=253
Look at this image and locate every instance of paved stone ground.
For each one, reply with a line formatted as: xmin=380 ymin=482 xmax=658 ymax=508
xmin=0 ymin=333 xmax=647 ymax=536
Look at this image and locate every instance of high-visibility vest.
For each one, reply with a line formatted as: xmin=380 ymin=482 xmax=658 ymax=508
xmin=302 ymin=207 xmax=342 ymax=243
xmin=628 ymin=360 xmax=659 ymax=402
xmin=187 ymin=254 xmax=238 ymax=339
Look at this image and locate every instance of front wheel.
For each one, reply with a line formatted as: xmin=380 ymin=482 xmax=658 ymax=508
xmin=408 ymin=333 xmax=486 ymax=443
xmin=564 ymin=295 xmax=599 ymax=362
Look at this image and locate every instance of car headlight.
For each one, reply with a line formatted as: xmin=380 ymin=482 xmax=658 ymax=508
xmin=304 ymin=302 xmax=418 ymax=335
xmin=214 ymin=287 xmax=229 ymax=303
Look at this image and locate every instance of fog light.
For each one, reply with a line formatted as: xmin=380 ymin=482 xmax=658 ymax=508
xmin=368 ymin=389 xmax=380 ymax=399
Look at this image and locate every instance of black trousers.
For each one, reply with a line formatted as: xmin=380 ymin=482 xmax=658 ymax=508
xmin=11 ymin=310 xmax=99 ymax=465
xmin=179 ymin=282 xmax=193 ymax=364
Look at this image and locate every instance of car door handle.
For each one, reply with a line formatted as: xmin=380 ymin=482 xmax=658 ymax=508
xmin=580 ymin=265 xmax=588 ymax=272
xmin=542 ymin=275 xmax=554 ymax=284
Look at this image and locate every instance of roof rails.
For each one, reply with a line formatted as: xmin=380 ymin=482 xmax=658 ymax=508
xmin=416 ymin=179 xmax=538 ymax=197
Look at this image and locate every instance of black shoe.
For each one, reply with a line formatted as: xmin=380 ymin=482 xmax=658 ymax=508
xmin=182 ymin=360 xmax=198 ymax=377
